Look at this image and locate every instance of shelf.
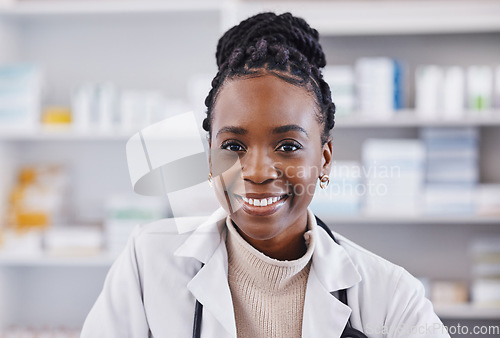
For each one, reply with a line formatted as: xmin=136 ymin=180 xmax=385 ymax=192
xmin=2 ymin=1 xmax=500 ymax=36
xmin=435 ymin=304 xmax=500 ymax=320
xmin=0 ymin=253 xmax=116 ymax=267
xmin=235 ymin=1 xmax=500 ymax=36
xmin=0 ymin=126 xmax=206 ymax=141
xmin=0 ymin=0 xmax=224 ymax=16
xmin=321 ymin=215 xmax=500 ymax=225
xmin=1 ymin=111 xmax=500 ymax=140
xmin=0 ymin=127 xmax=135 ymax=141
xmin=335 ymin=110 xmax=500 ymax=128
xmin=0 ymin=0 xmax=498 ymax=329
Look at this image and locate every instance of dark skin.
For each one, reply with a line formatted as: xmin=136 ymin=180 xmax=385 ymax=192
xmin=209 ymin=74 xmax=333 ymax=260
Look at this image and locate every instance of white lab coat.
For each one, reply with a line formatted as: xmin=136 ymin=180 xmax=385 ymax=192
xmin=81 ymin=208 xmax=450 ymax=338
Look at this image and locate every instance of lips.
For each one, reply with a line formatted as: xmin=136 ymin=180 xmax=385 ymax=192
xmin=241 ymin=195 xmax=285 ymax=207
xmin=233 ymin=193 xmax=289 ymax=216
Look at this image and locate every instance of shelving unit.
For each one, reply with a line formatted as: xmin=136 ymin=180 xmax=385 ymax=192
xmin=0 ymin=0 xmax=224 ymax=15
xmin=0 ymin=127 xmax=134 ymax=141
xmin=435 ymin=304 xmax=500 ymax=320
xmin=336 ymin=110 xmax=500 ymax=128
xmin=0 ymin=125 xmax=202 ymax=140
xmin=234 ymin=0 xmax=500 ymax=35
xmin=1 ymin=0 xmax=500 ymax=333
xmin=0 ymin=253 xmax=116 ymax=267
xmin=2 ymin=0 xmax=500 ymax=35
xmin=321 ymin=215 xmax=500 ymax=226
xmin=0 ymin=110 xmax=499 ymax=141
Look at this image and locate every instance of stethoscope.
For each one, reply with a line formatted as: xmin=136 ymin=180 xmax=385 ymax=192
xmin=192 ymin=216 xmax=368 ymax=338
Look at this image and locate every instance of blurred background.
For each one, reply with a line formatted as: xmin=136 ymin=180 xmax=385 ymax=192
xmin=0 ymin=0 xmax=499 ymax=337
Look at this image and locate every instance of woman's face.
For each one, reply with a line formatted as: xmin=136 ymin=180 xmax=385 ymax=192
xmin=209 ymin=74 xmax=332 ymax=244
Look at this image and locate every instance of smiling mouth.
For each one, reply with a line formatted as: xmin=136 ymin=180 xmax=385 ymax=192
xmin=240 ymin=195 xmax=286 ymax=207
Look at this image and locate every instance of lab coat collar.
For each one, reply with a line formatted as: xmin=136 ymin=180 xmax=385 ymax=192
xmin=174 ymin=206 xmax=363 ymax=290
xmin=310 ymin=212 xmax=362 ymax=292
xmin=174 ymin=208 xmax=362 ymax=337
xmin=302 ymin=267 xmax=353 ymax=337
xmin=301 ymin=211 xmax=363 ymax=337
xmin=174 ymin=207 xmax=237 ymax=336
xmin=174 ymin=207 xmax=227 ymax=264
xmin=185 ymin=234 xmax=237 ymax=337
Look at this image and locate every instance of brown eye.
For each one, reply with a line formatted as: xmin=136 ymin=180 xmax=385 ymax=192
xmin=221 ymin=141 xmax=245 ymax=152
xmin=276 ymin=141 xmax=302 ymax=152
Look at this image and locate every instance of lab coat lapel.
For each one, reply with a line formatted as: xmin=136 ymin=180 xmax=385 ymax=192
xmin=313 ymin=223 xmax=362 ymax=291
xmin=174 ymin=207 xmax=228 ymax=263
xmin=174 ymin=208 xmax=236 ymax=337
xmin=302 ymin=268 xmax=352 ymax=338
xmin=187 ymin=239 xmax=236 ymax=337
xmin=302 ymin=219 xmax=363 ymax=337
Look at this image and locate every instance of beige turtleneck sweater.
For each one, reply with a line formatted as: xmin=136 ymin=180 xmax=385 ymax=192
xmin=225 ymin=211 xmax=316 ymax=338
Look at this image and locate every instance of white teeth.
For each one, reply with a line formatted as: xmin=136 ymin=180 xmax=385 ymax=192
xmin=242 ymin=195 xmax=284 ymax=207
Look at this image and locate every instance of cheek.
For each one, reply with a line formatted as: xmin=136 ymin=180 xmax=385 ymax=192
xmin=213 ymin=176 xmax=245 ymax=214
xmin=279 ymin=157 xmax=321 ymax=197
xmin=281 ymin=158 xmax=321 ymax=181
xmin=211 ymin=149 xmax=243 ymax=186
xmin=288 ymin=173 xmax=318 ymax=198
xmin=211 ymin=149 xmax=245 ymax=212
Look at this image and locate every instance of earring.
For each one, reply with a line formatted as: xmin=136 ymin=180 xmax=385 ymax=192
xmin=208 ymin=173 xmax=213 ymax=187
xmin=319 ymin=175 xmax=329 ymax=189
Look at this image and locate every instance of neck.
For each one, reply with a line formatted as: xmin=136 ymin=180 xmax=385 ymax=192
xmin=233 ymin=215 xmax=309 ymax=260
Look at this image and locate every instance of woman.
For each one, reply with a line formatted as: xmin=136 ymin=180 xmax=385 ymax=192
xmin=81 ymin=12 xmax=450 ymax=338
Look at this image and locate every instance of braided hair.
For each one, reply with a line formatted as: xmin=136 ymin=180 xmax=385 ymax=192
xmin=203 ymin=12 xmax=335 ymax=144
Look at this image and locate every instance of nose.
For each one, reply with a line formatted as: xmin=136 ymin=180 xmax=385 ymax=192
xmin=242 ymin=149 xmax=279 ymax=184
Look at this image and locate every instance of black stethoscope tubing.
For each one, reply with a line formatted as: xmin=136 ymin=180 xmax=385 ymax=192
xmin=192 ymin=216 xmax=368 ymax=338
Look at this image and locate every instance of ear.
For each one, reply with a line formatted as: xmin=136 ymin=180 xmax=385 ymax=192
xmin=320 ymin=140 xmax=333 ymax=177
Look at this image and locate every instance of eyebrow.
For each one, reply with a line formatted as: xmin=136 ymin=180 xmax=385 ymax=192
xmin=216 ymin=126 xmax=247 ymax=138
xmin=272 ymin=124 xmax=309 ymax=137
xmin=215 ymin=124 xmax=309 ymax=138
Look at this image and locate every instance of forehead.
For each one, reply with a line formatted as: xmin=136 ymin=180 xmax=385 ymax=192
xmin=212 ymin=74 xmax=319 ymax=131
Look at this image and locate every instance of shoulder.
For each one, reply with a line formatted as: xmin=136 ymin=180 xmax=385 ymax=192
xmin=331 ymin=231 xmax=424 ymax=303
xmin=333 ymin=231 xmax=406 ymax=282
xmin=329 ymin=232 xmax=443 ymax=336
xmin=131 ymin=216 xmax=208 ymax=250
xmin=124 ymin=217 xmax=211 ymax=272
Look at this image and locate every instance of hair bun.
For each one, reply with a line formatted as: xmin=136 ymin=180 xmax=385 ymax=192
xmin=215 ymin=12 xmax=326 ymax=70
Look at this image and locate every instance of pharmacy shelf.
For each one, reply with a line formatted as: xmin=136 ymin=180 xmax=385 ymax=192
xmin=321 ymin=215 xmax=500 ymax=225
xmin=0 ymin=0 xmax=224 ymax=15
xmin=435 ymin=304 xmax=500 ymax=320
xmin=1 ymin=1 xmax=500 ymax=36
xmin=0 ymin=126 xmax=206 ymax=141
xmin=0 ymin=127 xmax=134 ymax=141
xmin=234 ymin=0 xmax=500 ymax=35
xmin=335 ymin=110 xmax=500 ymax=128
xmin=0 ymin=253 xmax=116 ymax=267
xmin=1 ymin=110 xmax=500 ymax=141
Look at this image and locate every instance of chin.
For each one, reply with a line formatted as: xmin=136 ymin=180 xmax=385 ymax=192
xmin=233 ymin=219 xmax=282 ymax=241
xmin=232 ymin=208 xmax=288 ymax=237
